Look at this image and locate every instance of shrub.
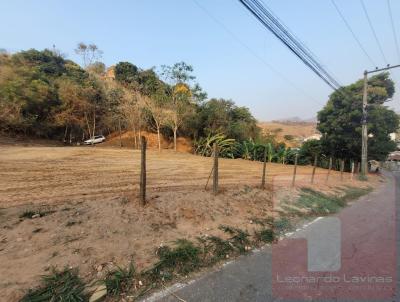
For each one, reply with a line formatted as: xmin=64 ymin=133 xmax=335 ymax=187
xmin=255 ymin=228 xmax=275 ymax=243
xmin=154 ymin=239 xmax=201 ymax=276
xmin=104 ymin=263 xmax=135 ymax=296
xmin=20 ymin=268 xmax=87 ymax=302
xmin=219 ymin=225 xmax=250 ymax=253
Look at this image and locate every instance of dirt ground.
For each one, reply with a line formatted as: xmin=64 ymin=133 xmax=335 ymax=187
xmin=0 ymin=144 xmax=379 ymax=301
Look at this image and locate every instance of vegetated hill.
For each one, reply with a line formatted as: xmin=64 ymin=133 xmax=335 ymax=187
xmin=258 ymin=121 xmax=319 ymax=147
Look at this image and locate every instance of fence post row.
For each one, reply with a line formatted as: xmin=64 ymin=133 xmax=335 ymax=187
xmin=311 ymin=155 xmax=318 ymax=184
xmin=292 ymin=153 xmax=298 ymax=187
xmin=140 ymin=136 xmax=147 ymax=205
xmin=213 ymin=143 xmax=219 ymax=195
xmin=261 ymin=146 xmax=267 ymax=189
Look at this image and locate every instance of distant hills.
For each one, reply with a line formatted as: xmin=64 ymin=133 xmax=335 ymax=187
xmin=258 ymin=118 xmax=319 ymax=147
xmin=271 ymin=116 xmax=317 ymax=124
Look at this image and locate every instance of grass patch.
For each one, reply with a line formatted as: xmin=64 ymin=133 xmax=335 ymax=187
xmin=255 ymin=228 xmax=275 ymax=243
xmin=197 ymin=236 xmax=234 ymax=264
xmin=342 ymin=186 xmax=372 ymax=202
xmin=291 ymin=186 xmax=373 ymax=217
xmin=219 ymin=225 xmax=250 ymax=253
xmin=251 ymin=216 xmax=274 ymax=227
xmin=148 ymin=239 xmax=201 ymax=281
xmin=273 ymin=217 xmax=293 ymax=235
xmin=20 ymin=209 xmax=55 ymax=219
xmin=280 ymin=204 xmax=305 ymax=217
xmin=20 ymin=268 xmax=87 ymax=302
xmin=295 ymin=188 xmax=345 ymax=215
xmin=104 ymin=262 xmax=135 ymax=296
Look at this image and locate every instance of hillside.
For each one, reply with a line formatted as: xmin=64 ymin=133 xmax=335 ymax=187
xmin=258 ymin=121 xmax=319 ymax=147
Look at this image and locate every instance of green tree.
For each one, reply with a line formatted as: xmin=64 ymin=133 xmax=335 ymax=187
xmin=161 ymin=62 xmax=198 ymax=151
xmin=197 ymin=98 xmax=260 ymax=141
xmin=318 ymin=72 xmax=398 ymax=162
xmin=299 ymin=139 xmax=323 ymax=165
xmin=115 ymin=62 xmax=139 ymax=85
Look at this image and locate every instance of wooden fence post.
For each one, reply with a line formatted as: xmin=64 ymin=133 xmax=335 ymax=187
xmin=351 ymin=161 xmax=355 ymax=181
xmin=139 ymin=136 xmax=147 ymax=205
xmin=118 ymin=117 xmax=122 ymax=148
xmin=261 ymin=146 xmax=267 ymax=189
xmin=326 ymin=157 xmax=333 ymax=183
xmin=213 ymin=143 xmax=219 ymax=195
xmin=292 ymin=153 xmax=298 ymax=187
xmin=340 ymin=159 xmax=345 ymax=181
xmin=311 ymin=155 xmax=318 ymax=184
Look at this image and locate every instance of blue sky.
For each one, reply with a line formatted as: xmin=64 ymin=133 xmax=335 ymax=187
xmin=1 ymin=0 xmax=400 ymax=121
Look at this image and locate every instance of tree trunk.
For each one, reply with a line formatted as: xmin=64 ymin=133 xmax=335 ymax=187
xmin=63 ymin=125 xmax=68 ymax=143
xmin=92 ymin=108 xmax=96 ymax=146
xmin=139 ymin=136 xmax=147 ymax=205
xmin=85 ymin=113 xmax=91 ymax=140
xmin=138 ymin=128 xmax=141 ymax=149
xmin=118 ymin=118 xmax=122 ymax=148
xmin=132 ymin=124 xmax=137 ymax=149
xmin=138 ymin=109 xmax=142 ymax=148
xmin=156 ymin=123 xmax=161 ymax=152
xmin=173 ymin=127 xmax=177 ymax=152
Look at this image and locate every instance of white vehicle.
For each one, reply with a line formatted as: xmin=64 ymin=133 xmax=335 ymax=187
xmin=84 ymin=135 xmax=106 ymax=145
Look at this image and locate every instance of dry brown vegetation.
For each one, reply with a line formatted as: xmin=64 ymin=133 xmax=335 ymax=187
xmin=258 ymin=121 xmax=318 ymax=147
xmin=0 ymin=144 xmax=378 ymax=301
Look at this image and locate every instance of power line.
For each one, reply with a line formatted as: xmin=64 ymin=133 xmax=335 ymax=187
xmin=387 ymin=0 xmax=400 ymax=63
xmin=238 ymin=0 xmax=341 ymax=90
xmin=330 ymin=0 xmax=376 ymax=67
xmin=191 ymin=0 xmax=324 ymax=106
xmin=255 ymin=0 xmax=341 ymax=88
xmin=360 ymin=0 xmax=388 ymax=65
xmin=246 ymin=0 xmax=341 ymax=89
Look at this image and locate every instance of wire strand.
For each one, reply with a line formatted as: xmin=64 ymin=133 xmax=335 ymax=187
xmin=238 ymin=0 xmax=341 ymax=90
xmin=191 ymin=0 xmax=324 ymax=106
xmin=387 ymin=0 xmax=400 ymax=63
xmin=360 ymin=0 xmax=388 ymax=65
xmin=331 ymin=0 xmax=376 ymax=68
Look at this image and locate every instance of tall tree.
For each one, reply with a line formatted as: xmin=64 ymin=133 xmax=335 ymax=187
xmin=318 ymin=72 xmax=398 ymax=162
xmin=161 ymin=62 xmax=197 ymax=151
xmin=74 ymin=43 xmax=103 ymax=68
xmin=142 ymin=92 xmax=169 ymax=152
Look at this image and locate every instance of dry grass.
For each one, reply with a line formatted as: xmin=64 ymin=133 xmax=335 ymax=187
xmin=0 ymin=145 xmax=378 ymax=301
xmin=258 ymin=121 xmax=317 ymax=147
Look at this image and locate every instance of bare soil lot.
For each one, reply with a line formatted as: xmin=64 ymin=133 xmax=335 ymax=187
xmin=0 ymin=145 xmax=378 ymax=301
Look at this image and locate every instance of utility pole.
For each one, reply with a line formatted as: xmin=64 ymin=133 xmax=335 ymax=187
xmin=361 ymin=70 xmax=368 ymax=177
xmin=360 ymin=64 xmax=400 ymax=179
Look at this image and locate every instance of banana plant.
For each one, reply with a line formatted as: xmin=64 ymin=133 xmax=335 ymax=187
xmin=276 ymin=146 xmax=289 ymax=164
xmin=266 ymin=143 xmax=274 ymax=163
xmin=194 ymin=133 xmax=236 ymax=158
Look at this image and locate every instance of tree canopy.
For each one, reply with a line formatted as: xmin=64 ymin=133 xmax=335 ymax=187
xmin=317 ymin=72 xmax=399 ymax=161
xmin=0 ymin=48 xmax=262 ymax=149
